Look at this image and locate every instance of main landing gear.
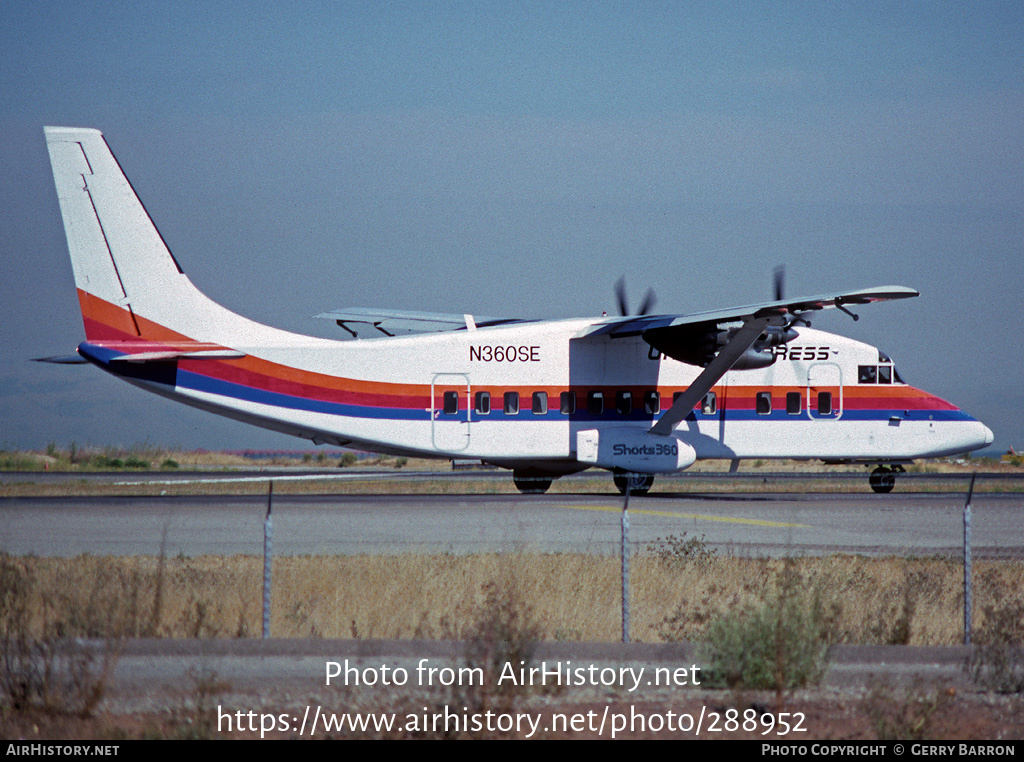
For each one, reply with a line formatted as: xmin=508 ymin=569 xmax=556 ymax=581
xmin=512 ymin=472 xmax=553 ymax=494
xmin=868 ymin=465 xmax=903 ymax=494
xmin=613 ymin=471 xmax=654 ymax=496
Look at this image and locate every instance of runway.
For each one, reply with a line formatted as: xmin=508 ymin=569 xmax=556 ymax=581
xmin=1 ymin=491 xmax=1020 ymax=558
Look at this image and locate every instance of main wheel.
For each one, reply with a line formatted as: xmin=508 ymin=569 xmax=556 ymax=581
xmin=869 ymin=466 xmax=896 ymax=494
xmin=613 ymin=471 xmax=654 ymax=496
xmin=512 ymin=473 xmax=552 ymax=494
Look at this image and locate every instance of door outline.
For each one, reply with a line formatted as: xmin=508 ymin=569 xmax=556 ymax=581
xmin=806 ymin=362 xmax=843 ymax=420
xmin=431 ymin=373 xmax=471 ymax=452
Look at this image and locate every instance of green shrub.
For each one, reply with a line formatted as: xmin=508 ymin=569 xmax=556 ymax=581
xmin=700 ymin=563 xmax=834 ymax=690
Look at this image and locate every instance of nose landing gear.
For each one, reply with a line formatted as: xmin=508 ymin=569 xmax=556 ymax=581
xmin=868 ymin=465 xmax=903 ymax=493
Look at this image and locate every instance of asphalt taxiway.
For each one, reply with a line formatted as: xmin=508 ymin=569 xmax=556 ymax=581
xmin=1 ymin=490 xmax=1020 ymax=558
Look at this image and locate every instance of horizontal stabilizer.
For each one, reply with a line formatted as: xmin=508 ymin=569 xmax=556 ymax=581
xmin=109 ymin=349 xmax=247 ymax=363
xmin=32 ymin=354 xmax=88 ymax=364
xmin=78 ymin=341 xmax=245 ymax=364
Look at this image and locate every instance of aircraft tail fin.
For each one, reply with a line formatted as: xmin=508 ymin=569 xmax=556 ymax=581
xmin=44 ymin=127 xmax=236 ymax=344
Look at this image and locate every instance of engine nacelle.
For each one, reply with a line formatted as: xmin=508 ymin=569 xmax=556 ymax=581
xmin=731 ymin=347 xmax=777 ymax=370
xmin=576 ymin=429 xmax=697 ymax=473
xmin=643 ymin=323 xmax=797 ymax=369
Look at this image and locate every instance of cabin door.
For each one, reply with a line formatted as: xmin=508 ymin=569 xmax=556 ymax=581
xmin=807 ymin=363 xmax=843 ymax=420
xmin=431 ymin=373 xmax=471 ymax=452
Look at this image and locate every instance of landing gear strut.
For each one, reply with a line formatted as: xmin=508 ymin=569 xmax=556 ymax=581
xmin=869 ymin=466 xmax=897 ymax=494
xmin=613 ymin=471 xmax=654 ymax=496
xmin=512 ymin=472 xmax=552 ymax=494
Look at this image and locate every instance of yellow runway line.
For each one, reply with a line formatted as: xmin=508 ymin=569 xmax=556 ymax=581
xmin=564 ymin=503 xmax=808 ymax=529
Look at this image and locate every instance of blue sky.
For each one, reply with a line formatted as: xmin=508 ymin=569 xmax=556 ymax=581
xmin=1 ymin=1 xmax=1021 ymax=453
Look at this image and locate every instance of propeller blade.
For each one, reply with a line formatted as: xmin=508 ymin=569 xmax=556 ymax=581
xmin=773 ymin=265 xmax=786 ymax=302
xmin=614 ymin=276 xmax=629 ymax=316
xmin=637 ymin=288 xmax=657 ymax=316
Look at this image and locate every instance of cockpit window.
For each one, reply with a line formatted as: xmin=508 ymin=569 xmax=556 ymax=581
xmin=858 ymin=365 xmax=877 ymax=384
xmin=875 ymin=349 xmax=905 ymax=384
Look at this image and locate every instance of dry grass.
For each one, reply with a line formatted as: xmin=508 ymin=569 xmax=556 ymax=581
xmin=5 ymin=553 xmax=1022 ymax=645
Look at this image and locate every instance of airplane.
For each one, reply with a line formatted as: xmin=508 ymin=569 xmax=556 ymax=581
xmin=39 ymin=126 xmax=993 ymax=495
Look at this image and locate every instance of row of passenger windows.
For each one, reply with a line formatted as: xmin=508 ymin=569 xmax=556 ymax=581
xmin=443 ymin=389 xmax=834 ymax=416
xmin=441 ymin=390 xmax=718 ymax=416
xmin=756 ymin=390 xmax=833 ymax=416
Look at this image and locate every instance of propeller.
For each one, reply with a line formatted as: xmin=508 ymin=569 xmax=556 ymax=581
xmin=614 ymin=277 xmax=657 ymax=316
xmin=773 ymin=264 xmax=812 ymax=328
xmin=773 ymin=265 xmax=785 ymax=302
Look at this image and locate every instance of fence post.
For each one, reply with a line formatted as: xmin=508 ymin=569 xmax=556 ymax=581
xmin=963 ymin=472 xmax=976 ymax=646
xmin=263 ymin=480 xmax=273 ymax=639
xmin=622 ymin=482 xmax=631 ymax=643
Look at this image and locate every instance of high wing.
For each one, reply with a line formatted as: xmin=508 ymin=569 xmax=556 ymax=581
xmin=575 ymin=285 xmax=919 ymax=437
xmin=314 ymin=307 xmax=530 ymax=338
xmin=579 ymin=285 xmax=919 ymax=340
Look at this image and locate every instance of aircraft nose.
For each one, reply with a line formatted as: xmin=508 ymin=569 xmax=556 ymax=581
xmin=983 ymin=424 xmax=994 ymax=447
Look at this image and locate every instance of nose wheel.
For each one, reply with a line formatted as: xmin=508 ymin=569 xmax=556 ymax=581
xmin=613 ymin=471 xmax=654 ymax=496
xmin=869 ymin=466 xmax=896 ymax=493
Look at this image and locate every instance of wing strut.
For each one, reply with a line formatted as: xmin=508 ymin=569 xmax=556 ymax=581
xmin=649 ymin=317 xmax=770 ymax=436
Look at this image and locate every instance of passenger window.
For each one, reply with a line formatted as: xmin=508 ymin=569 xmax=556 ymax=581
xmin=878 ymin=366 xmax=892 ymax=384
xmin=532 ymin=391 xmax=548 ymax=415
xmin=644 ymin=391 xmax=660 ymax=415
xmin=587 ymin=391 xmax=604 ymax=415
xmin=474 ymin=391 xmax=490 ymax=415
xmin=817 ymin=391 xmax=833 ymax=415
xmin=858 ymin=365 xmax=877 ymax=384
xmin=443 ymin=391 xmax=459 ymax=415
xmin=560 ymin=391 xmax=576 ymax=415
xmin=701 ymin=392 xmax=716 ymax=415
xmin=786 ymin=391 xmax=801 ymax=415
xmin=756 ymin=392 xmax=771 ymax=415
xmin=616 ymin=391 xmax=632 ymax=415
xmin=504 ymin=392 xmax=519 ymax=415
xmin=672 ymin=391 xmax=684 ymax=406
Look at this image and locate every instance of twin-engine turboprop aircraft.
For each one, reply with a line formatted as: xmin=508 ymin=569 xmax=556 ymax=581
xmin=41 ymin=127 xmax=993 ymax=494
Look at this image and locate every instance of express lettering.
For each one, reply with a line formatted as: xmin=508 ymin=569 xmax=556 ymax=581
xmin=469 ymin=345 xmax=540 ymax=362
xmin=771 ymin=346 xmax=831 ymax=361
